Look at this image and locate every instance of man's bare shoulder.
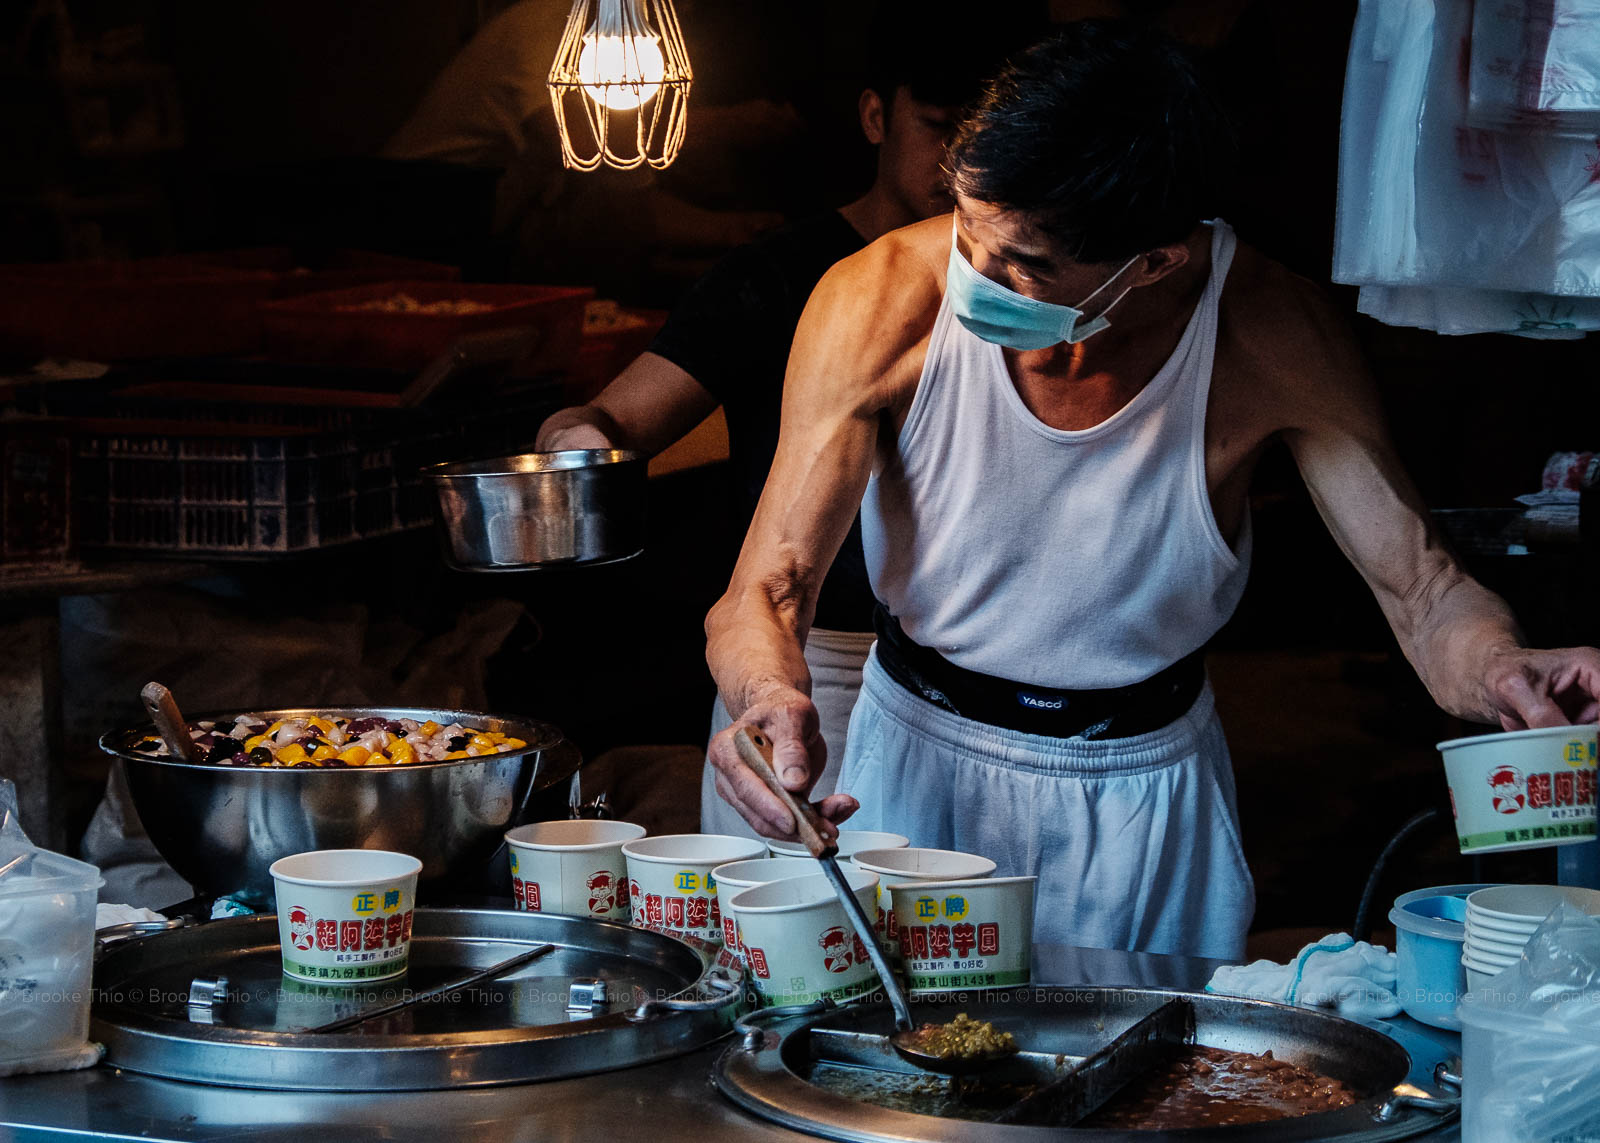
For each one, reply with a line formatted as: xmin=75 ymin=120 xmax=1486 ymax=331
xmin=811 ymin=215 xmax=947 ymax=325
xmin=791 ymin=215 xmax=949 ymax=408
xmin=1218 ymin=242 xmax=1373 ymax=428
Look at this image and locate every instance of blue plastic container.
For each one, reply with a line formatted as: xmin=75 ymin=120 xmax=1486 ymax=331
xmin=1389 ymin=883 xmax=1493 ymax=1030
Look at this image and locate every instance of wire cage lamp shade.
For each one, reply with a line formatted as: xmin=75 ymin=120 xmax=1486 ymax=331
xmin=548 ymin=0 xmax=692 ymax=171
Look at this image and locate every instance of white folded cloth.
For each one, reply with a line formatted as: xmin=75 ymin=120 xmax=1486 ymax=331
xmin=95 ymin=903 xmax=166 ymax=929
xmin=1206 ymin=933 xmax=1402 ymax=1020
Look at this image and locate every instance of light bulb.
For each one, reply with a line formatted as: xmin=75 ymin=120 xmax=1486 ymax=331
xmin=578 ymin=33 xmax=665 ymax=112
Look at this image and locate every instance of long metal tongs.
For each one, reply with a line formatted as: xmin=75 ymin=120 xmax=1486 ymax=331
xmin=990 ymin=998 xmax=1196 ymax=1126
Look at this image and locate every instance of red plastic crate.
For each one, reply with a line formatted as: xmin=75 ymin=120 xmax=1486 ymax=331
xmin=148 ymin=248 xmax=460 ymax=297
xmin=260 ymin=281 xmax=594 ymax=374
xmin=0 ymin=259 xmax=278 ymax=360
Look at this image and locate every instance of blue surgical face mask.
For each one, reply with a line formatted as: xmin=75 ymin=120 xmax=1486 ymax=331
xmin=946 ymin=225 xmax=1139 ymax=350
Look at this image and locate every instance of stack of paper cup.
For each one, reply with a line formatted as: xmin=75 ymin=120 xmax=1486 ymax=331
xmin=847 ymin=847 xmax=997 ymax=960
xmin=725 ymin=868 xmax=881 ymax=1007
xmin=1462 ymin=883 xmax=1600 ymax=991
xmin=708 ymin=857 xmax=826 ymax=952
xmin=621 ymin=834 xmax=767 ymax=946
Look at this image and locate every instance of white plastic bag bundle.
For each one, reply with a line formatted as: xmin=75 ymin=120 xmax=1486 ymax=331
xmin=1469 ymin=0 xmax=1600 ymax=136
xmin=1459 ymin=903 xmax=1600 ymax=1142
xmin=1335 ymin=0 xmax=1600 ymax=335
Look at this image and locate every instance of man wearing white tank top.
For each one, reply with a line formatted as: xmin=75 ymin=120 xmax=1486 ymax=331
xmin=704 ymin=23 xmax=1600 ymax=958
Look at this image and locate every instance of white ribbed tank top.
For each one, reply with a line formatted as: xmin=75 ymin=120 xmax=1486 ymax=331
xmin=860 ymin=220 xmax=1251 ymax=690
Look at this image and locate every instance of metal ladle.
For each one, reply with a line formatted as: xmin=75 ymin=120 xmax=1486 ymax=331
xmin=731 ymin=728 xmax=1014 ymax=1076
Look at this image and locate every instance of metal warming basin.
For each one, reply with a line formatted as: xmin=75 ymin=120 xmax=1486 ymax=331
xmin=91 ymin=909 xmax=743 ymax=1089
xmin=99 ymin=707 xmax=582 ymax=907
xmin=0 ymin=942 xmax=1460 ymax=1141
xmin=715 ymin=989 xmax=1458 ymax=1141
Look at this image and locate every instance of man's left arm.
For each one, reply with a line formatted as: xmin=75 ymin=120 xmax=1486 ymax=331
xmin=1265 ymin=282 xmax=1600 ymax=729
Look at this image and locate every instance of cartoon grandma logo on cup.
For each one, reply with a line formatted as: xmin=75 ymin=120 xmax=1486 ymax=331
xmin=1488 ymin=766 xmax=1525 ymax=814
xmin=270 ymin=849 xmax=422 ymax=985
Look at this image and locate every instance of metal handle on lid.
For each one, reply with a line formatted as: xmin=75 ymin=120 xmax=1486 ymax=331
xmin=628 ymin=967 xmax=743 ymax=1022
xmin=734 ymin=997 xmax=836 ymax=1050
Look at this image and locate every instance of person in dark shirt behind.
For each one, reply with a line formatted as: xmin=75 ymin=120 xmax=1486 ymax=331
xmin=537 ymin=4 xmax=1043 ymax=837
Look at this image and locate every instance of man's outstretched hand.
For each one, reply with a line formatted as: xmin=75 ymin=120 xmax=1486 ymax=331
xmin=1483 ymin=646 xmax=1600 ymax=730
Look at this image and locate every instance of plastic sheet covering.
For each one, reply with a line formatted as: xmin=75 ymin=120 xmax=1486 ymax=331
xmin=1459 ymin=903 xmax=1600 ymax=1141
xmin=1469 ymin=0 xmax=1600 ymax=136
xmin=1335 ymin=0 xmax=1600 ymax=335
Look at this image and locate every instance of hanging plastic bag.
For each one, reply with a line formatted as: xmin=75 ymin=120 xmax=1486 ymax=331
xmin=1335 ymin=0 xmax=1600 ymax=299
xmin=1468 ymin=0 xmax=1600 ymax=137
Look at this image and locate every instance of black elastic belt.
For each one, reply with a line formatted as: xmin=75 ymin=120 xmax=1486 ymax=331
xmin=872 ymin=606 xmax=1206 ymax=740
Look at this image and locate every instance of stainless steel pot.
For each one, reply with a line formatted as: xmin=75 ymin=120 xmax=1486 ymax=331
xmin=424 ymin=449 xmax=646 ymax=571
xmin=100 ymin=707 xmax=582 ymax=907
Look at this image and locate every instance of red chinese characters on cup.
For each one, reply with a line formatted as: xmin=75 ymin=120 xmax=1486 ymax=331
xmin=1494 ymin=767 xmax=1597 ymax=814
xmin=511 ymin=878 xmax=543 ymax=911
xmin=287 ymin=907 xmax=414 ymax=954
xmin=635 ymin=892 xmax=718 ymax=935
xmin=899 ymin=922 xmax=1001 ymax=962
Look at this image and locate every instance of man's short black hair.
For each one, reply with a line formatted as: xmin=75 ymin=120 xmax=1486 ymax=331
xmin=864 ymin=2 xmax=1045 ymax=114
xmin=946 ymin=20 xmax=1235 ymax=264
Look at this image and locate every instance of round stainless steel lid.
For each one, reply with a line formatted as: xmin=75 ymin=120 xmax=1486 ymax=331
xmin=93 ymin=909 xmax=744 ymax=1090
xmin=714 ymin=988 xmax=1458 ymax=1142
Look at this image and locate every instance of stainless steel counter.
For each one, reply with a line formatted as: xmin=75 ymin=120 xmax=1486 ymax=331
xmin=0 ymin=943 xmax=1459 ymax=1142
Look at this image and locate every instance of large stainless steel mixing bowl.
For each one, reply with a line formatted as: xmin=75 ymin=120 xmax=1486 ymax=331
xmin=100 ymin=707 xmax=582 ymax=907
xmin=424 ymin=449 xmax=646 ymax=571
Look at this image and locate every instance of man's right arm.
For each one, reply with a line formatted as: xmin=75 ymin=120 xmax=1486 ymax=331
xmin=535 ymin=352 xmax=720 ymax=453
xmin=703 ymin=238 xmax=939 ymax=838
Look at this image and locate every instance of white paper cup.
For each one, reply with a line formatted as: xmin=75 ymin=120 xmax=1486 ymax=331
xmin=270 ymin=849 xmax=422 ymax=985
xmin=1465 ymin=883 xmax=1600 ymax=922
xmin=726 ymin=869 xmax=881 ymax=1007
xmin=888 ymin=876 xmax=1034 ymax=994
xmin=505 ymin=820 xmax=646 ymax=921
xmin=709 ymin=857 xmax=822 ymax=950
xmin=1437 ymin=726 xmax=1598 ymax=854
xmin=767 ymin=831 xmax=909 ymax=859
xmin=847 ymin=848 xmax=997 ymax=955
xmin=622 ymin=834 xmax=767 ymax=945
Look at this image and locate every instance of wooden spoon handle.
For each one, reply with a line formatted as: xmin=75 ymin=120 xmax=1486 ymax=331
xmin=732 ymin=726 xmax=835 ymax=859
xmin=141 ymin=681 xmax=201 ymax=763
